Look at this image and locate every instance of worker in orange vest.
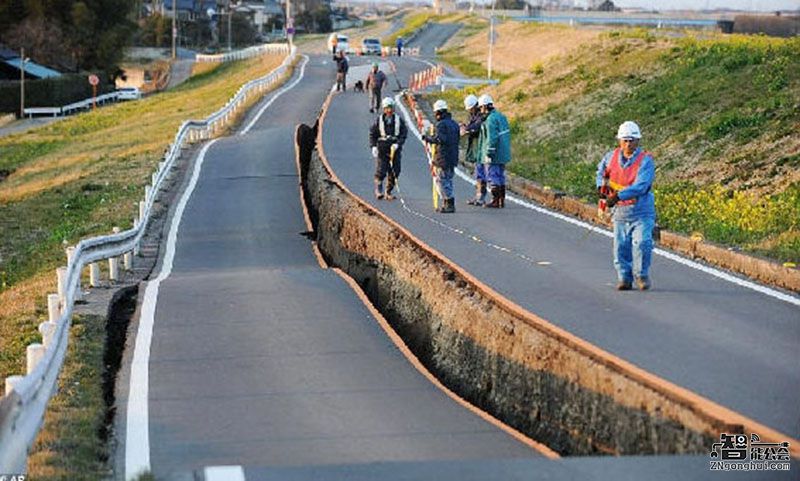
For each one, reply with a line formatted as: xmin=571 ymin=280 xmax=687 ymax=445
xmin=596 ymin=121 xmax=657 ymax=291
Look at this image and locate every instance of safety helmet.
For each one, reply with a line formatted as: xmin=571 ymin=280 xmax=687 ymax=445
xmin=478 ymin=94 xmax=493 ymax=107
xmin=463 ymin=94 xmax=478 ymax=110
xmin=616 ymin=121 xmax=642 ymax=140
xmin=372 ymin=62 xmax=379 ymax=69
xmin=381 ymin=97 xmax=395 ymax=109
xmin=433 ymin=99 xmax=448 ymax=112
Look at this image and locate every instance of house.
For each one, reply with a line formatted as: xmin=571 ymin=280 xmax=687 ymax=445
xmin=235 ymin=0 xmax=286 ymax=34
xmin=160 ymin=0 xmax=219 ymax=21
xmin=0 ymin=47 xmax=62 ymax=81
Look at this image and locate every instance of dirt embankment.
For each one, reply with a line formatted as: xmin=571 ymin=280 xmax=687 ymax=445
xmin=461 ymin=22 xmax=602 ymax=75
xmin=296 ymin=119 xmax=798 ymax=457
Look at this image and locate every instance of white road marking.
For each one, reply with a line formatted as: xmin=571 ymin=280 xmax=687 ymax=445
xmin=124 ymin=138 xmax=218 ymax=480
xmin=205 ymin=465 xmax=246 ymax=481
xmin=240 ymin=54 xmax=309 ymax=135
xmin=395 ymin=94 xmax=800 ymax=307
xmin=126 ymin=53 xmax=309 ymax=480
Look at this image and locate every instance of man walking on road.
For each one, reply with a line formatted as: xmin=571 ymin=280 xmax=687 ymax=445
xmin=596 ymin=121 xmax=656 ymax=291
xmin=423 ymin=100 xmax=460 ymax=213
xmin=477 ymin=94 xmax=511 ymax=208
xmin=365 ymin=62 xmax=387 ymax=113
xmin=396 ymin=37 xmax=404 ymax=57
xmin=334 ymin=51 xmax=348 ymax=92
xmin=370 ymin=97 xmax=407 ymax=200
xmin=461 ymin=94 xmax=487 ymax=206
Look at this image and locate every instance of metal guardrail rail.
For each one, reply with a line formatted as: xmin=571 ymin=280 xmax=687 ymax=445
xmin=0 ymin=43 xmax=296 ymax=474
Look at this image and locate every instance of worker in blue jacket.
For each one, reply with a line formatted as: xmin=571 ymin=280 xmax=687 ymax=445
xmin=477 ymin=94 xmax=511 ymax=208
xmin=461 ymin=94 xmax=487 ymax=206
xmin=422 ymin=99 xmax=460 ymax=213
xmin=596 ymin=121 xmax=657 ymax=291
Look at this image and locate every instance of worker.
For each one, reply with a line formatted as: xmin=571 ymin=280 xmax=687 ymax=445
xmin=461 ymin=94 xmax=487 ymax=206
xmin=370 ymin=97 xmax=407 ymax=200
xmin=422 ymin=100 xmax=460 ymax=213
xmin=365 ymin=62 xmax=387 ymax=114
xmin=396 ymin=36 xmax=404 ymax=57
xmin=477 ymin=94 xmax=511 ymax=208
xmin=334 ymin=51 xmax=348 ymax=92
xmin=331 ymin=35 xmax=338 ymax=55
xmin=596 ymin=121 xmax=656 ymax=291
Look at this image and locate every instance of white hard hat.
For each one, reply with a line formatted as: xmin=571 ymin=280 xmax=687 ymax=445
xmin=478 ymin=94 xmax=494 ymax=107
xmin=616 ymin=121 xmax=642 ymax=139
xmin=381 ymin=97 xmax=395 ymax=109
xmin=464 ymin=94 xmax=478 ymax=110
xmin=433 ymin=99 xmax=448 ymax=112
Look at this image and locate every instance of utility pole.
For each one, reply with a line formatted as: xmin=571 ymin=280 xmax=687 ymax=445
xmin=286 ymin=0 xmax=293 ymax=49
xmin=171 ymin=0 xmax=177 ymax=59
xmin=19 ymin=47 xmax=25 ymax=118
xmin=488 ymin=0 xmax=495 ymax=79
xmin=227 ymin=0 xmax=232 ymax=51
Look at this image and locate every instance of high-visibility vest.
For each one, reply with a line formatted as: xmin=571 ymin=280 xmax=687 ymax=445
xmin=605 ymin=148 xmax=648 ymax=206
xmin=378 ymin=113 xmax=400 ymax=140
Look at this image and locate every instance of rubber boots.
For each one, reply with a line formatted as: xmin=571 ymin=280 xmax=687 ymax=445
xmin=485 ymin=186 xmax=506 ymax=209
xmin=385 ymin=176 xmax=396 ymax=200
xmin=437 ymin=198 xmax=455 ymax=213
xmin=374 ymin=179 xmax=384 ymax=199
xmin=467 ymin=181 xmax=487 ymax=206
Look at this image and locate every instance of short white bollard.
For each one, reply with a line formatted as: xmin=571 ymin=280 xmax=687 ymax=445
xmin=124 ymin=251 xmax=133 ymax=270
xmin=90 ymin=262 xmax=100 ymax=287
xmin=145 ymin=185 xmax=152 ymax=204
xmin=26 ymin=343 xmax=45 ymax=375
xmin=66 ymin=246 xmax=83 ymax=301
xmin=47 ymin=293 xmax=61 ymax=322
xmin=56 ymin=267 xmax=67 ymax=304
xmin=5 ymin=375 xmax=23 ymax=396
xmin=39 ymin=322 xmax=57 ymax=347
xmin=65 ymin=246 xmax=76 ymax=266
xmin=109 ymin=256 xmax=119 ymax=282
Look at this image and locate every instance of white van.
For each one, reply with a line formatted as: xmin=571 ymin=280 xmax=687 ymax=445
xmin=328 ymin=33 xmax=349 ymax=54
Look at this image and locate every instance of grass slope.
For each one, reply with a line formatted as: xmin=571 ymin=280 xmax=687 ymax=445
xmin=430 ymin=23 xmax=799 ymax=262
xmin=0 ymin=53 xmax=286 ymax=382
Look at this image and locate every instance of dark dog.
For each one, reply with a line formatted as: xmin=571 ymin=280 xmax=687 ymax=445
xmin=353 ymin=80 xmax=364 ymax=93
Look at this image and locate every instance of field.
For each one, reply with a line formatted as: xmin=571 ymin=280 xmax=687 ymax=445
xmin=0 ymin=52 xmax=287 ymax=396
xmin=430 ymin=22 xmax=800 ymax=262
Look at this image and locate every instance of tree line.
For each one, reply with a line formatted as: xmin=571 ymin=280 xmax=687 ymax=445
xmin=0 ymin=0 xmax=135 ymax=75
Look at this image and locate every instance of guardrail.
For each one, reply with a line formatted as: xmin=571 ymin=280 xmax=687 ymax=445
xmin=195 ymin=42 xmax=289 ymax=62
xmin=437 ymin=76 xmax=499 ymax=91
xmin=0 ymin=43 xmax=295 ymax=474
xmin=23 ymin=92 xmax=121 ymax=118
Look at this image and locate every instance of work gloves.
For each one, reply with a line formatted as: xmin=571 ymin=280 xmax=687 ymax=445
xmin=391 ymin=143 xmax=399 ymax=153
xmin=372 ymin=146 xmax=379 ymax=158
xmin=606 ymin=192 xmax=620 ymax=208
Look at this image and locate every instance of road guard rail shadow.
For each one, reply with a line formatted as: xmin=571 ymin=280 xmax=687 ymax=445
xmin=295 ymin=100 xmax=800 ymax=457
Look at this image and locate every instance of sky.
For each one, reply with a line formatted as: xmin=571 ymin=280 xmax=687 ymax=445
xmin=611 ymin=0 xmax=800 ymax=11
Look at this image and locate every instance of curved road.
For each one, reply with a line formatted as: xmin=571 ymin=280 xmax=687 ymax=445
xmin=117 ymin=55 xmax=542 ymax=481
xmin=322 ymin=56 xmax=800 ymax=444
xmin=405 ymin=23 xmax=462 ymax=56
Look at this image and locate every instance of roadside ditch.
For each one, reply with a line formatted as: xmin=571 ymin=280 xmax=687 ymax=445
xmin=296 ymin=108 xmax=793 ymax=456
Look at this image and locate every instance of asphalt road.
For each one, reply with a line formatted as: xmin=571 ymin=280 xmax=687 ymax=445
xmin=405 ymin=23 xmax=462 ymax=56
xmin=119 ymin=54 xmax=542 ymax=481
xmin=321 ymin=55 xmax=800 ymax=441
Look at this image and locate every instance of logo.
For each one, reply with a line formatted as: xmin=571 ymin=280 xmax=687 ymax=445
xmin=710 ymin=433 xmax=791 ymax=471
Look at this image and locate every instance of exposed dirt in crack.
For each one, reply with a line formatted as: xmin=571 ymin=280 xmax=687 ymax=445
xmin=294 ymin=119 xmax=780 ymax=457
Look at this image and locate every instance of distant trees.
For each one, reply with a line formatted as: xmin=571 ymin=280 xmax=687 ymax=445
xmin=0 ymin=0 xmax=135 ymax=74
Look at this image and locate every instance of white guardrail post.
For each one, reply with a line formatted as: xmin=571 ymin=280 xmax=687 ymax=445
xmin=0 ymin=42 xmax=295 ymax=473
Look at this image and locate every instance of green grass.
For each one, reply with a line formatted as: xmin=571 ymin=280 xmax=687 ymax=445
xmin=429 ymin=28 xmax=800 ymax=262
xmin=27 ymin=315 xmax=109 ymax=480
xmin=0 ymin=52 xmax=290 ymax=385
